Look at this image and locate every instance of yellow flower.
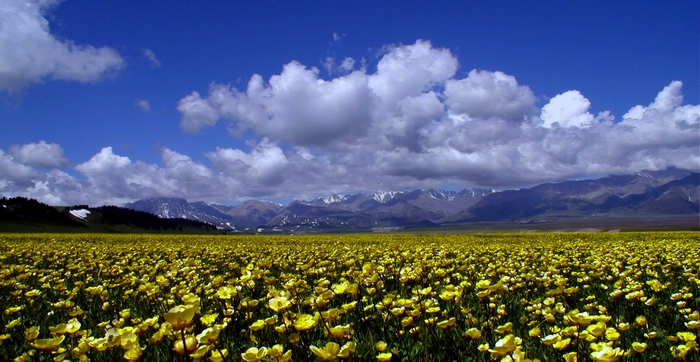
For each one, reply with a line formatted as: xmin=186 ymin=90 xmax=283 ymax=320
xmin=495 ymin=322 xmax=514 ymax=334
xmin=686 ymin=320 xmax=700 ymax=330
xmin=671 ymin=344 xmax=691 ymax=359
xmin=189 ymin=345 xmax=211 ymax=359
xmin=24 ymin=326 xmax=40 ymax=341
xmin=490 ymin=334 xmax=516 ymax=357
xmin=590 ymin=345 xmax=623 ymax=362
xmin=49 ymin=323 xmax=67 ymax=336
xmin=631 ymin=342 xmax=647 ymax=353
xmin=216 ymin=285 xmax=236 ymax=299
xmin=310 ymin=342 xmax=340 ymax=361
xmin=563 ymin=351 xmax=578 ymax=362
xmin=164 ymin=305 xmax=196 ymax=331
xmin=425 ymin=306 xmax=441 ymax=314
xmin=562 ymin=326 xmax=578 ymax=338
xmin=338 ymin=341 xmax=356 ymax=358
xmin=676 ymin=332 xmax=696 ymax=342
xmin=634 ymin=316 xmax=647 ymax=327
xmin=528 ymin=327 xmax=541 ymax=338
xmin=293 ymin=313 xmax=319 ymax=332
xmin=241 ymin=346 xmax=268 ymax=362
xmin=120 ymin=331 xmax=140 ymax=350
xmin=586 ymin=321 xmax=606 ymax=338
xmin=276 ymin=350 xmax=293 ymax=362
xmin=288 ymin=333 xmax=301 ymax=344
xmin=390 ymin=307 xmax=405 ymax=316
xmin=437 ymin=317 xmax=456 ymax=330
xmin=209 ymin=348 xmax=228 ymax=362
xmin=4 ymin=305 xmax=24 ymax=315
xmin=65 ymin=318 xmax=81 ymax=334
xmin=200 ymin=313 xmax=219 ymax=327
xmin=604 ymin=328 xmax=620 ymax=341
xmin=542 ymin=334 xmax=561 ymax=346
xmin=476 ymin=279 xmax=491 ymax=290
xmin=269 ymin=344 xmax=285 ymax=358
xmin=196 ymin=326 xmax=221 ymax=345
xmin=376 ymin=352 xmax=393 ymax=361
xmin=464 ymin=328 xmax=482 ymax=340
xmin=173 ymin=335 xmax=197 ymax=356
xmin=250 ymin=319 xmax=266 ymax=332
xmin=328 ymin=324 xmax=351 ymax=339
xmin=567 ymin=311 xmax=593 ymax=326
xmin=124 ymin=346 xmax=145 ymax=361
xmin=32 ymin=335 xmax=65 ymax=352
xmin=5 ymin=317 xmax=21 ymax=329
xmin=269 ymin=296 xmax=291 ymax=312
xmin=25 ymin=289 xmax=42 ymax=298
xmin=376 ymin=341 xmax=388 ymax=352
xmin=553 ymin=338 xmax=571 ymax=350
xmin=265 ymin=315 xmax=278 ymax=326
xmin=476 ymin=289 xmax=491 ymax=298
xmin=341 ymin=301 xmax=357 ymax=311
xmin=439 ymin=289 xmax=455 ymax=301
xmin=147 ymin=330 xmax=163 ymax=345
xmin=332 ymin=282 xmax=348 ymax=294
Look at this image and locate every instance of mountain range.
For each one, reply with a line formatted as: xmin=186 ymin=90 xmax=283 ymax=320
xmin=124 ymin=168 xmax=699 ymax=231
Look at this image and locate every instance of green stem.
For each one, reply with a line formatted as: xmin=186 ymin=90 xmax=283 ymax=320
xmin=180 ymin=329 xmax=192 ymax=362
xmin=213 ymin=340 xmax=228 ymax=362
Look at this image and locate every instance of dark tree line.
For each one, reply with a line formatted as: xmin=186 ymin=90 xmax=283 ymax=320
xmin=1 ymin=196 xmax=217 ymax=232
xmin=0 ymin=197 xmax=85 ymax=227
xmin=94 ymin=206 xmax=217 ymax=231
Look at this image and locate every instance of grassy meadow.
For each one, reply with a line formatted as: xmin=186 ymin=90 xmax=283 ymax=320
xmin=0 ymin=232 xmax=699 ymax=361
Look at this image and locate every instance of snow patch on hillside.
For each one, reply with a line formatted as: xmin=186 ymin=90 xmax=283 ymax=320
xmin=69 ymin=209 xmax=90 ymax=220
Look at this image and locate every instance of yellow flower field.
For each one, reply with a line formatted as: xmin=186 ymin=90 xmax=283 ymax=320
xmin=0 ymin=232 xmax=698 ymax=361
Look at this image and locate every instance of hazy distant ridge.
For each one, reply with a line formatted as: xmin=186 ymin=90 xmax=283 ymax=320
xmin=124 ymin=169 xmax=698 ymax=230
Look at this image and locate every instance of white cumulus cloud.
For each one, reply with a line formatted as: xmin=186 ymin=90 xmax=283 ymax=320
xmin=179 ymin=62 xmax=375 ymax=146
xmin=444 ymin=70 xmax=538 ymax=121
xmin=541 ymin=90 xmax=596 ymax=128
xmin=168 ymin=40 xmax=698 ymax=201
xmin=0 ymin=0 xmax=125 ymax=93
xmin=2 ymin=41 xmax=698 ymax=206
xmin=8 ymin=140 xmax=69 ymax=168
xmin=206 ymin=139 xmax=289 ymax=187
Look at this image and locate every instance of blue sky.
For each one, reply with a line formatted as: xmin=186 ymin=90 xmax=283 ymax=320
xmin=1 ymin=1 xmax=698 ymax=206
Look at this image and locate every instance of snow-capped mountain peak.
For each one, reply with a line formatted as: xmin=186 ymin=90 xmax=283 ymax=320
xmin=425 ymin=189 xmax=459 ymax=201
xmin=371 ymin=191 xmax=402 ymax=203
xmin=320 ymin=194 xmax=348 ymax=204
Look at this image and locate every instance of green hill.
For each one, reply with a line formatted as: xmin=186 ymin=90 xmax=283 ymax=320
xmin=0 ymin=197 xmax=219 ymax=234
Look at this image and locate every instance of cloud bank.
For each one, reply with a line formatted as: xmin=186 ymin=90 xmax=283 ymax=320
xmin=0 ymin=0 xmax=124 ymax=93
xmin=2 ymin=40 xmax=698 ymax=205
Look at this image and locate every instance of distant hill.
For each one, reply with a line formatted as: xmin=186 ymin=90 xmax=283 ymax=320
xmin=447 ymin=170 xmax=698 ymax=222
xmin=122 ymin=169 xmax=699 ymax=231
xmin=125 ymin=188 xmax=495 ymax=231
xmin=0 ymin=197 xmax=218 ymax=233
xmin=3 ymin=168 xmax=698 ymax=233
xmin=0 ymin=197 xmax=87 ymax=228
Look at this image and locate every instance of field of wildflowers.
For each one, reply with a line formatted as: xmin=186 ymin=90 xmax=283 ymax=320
xmin=0 ymin=232 xmax=698 ymax=361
